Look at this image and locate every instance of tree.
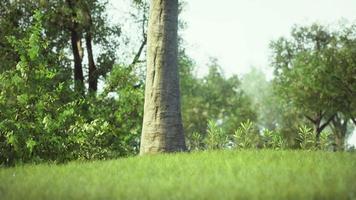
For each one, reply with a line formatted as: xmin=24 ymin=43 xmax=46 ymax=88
xmin=179 ymin=57 xmax=257 ymax=149
xmin=66 ymin=0 xmax=85 ymax=94
xmin=0 ymin=2 xmax=149 ymax=165
xmin=140 ymin=0 xmax=186 ymax=154
xmin=270 ymin=23 xmax=356 ymax=146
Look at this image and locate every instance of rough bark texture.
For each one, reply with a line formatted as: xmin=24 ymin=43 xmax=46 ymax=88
xmin=140 ymin=0 xmax=186 ymax=154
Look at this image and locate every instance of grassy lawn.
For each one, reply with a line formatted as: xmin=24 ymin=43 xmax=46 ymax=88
xmin=0 ymin=150 xmax=355 ymax=200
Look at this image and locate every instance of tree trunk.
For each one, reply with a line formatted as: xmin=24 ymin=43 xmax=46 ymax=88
xmin=67 ymin=0 xmax=84 ymax=95
xmin=70 ymin=30 xmax=84 ymax=94
xmin=306 ymin=111 xmax=335 ymax=145
xmin=83 ymin=3 xmax=98 ymax=93
xmin=86 ymin=27 xmax=97 ymax=93
xmin=331 ymin=115 xmax=348 ymax=151
xmin=140 ymin=0 xmax=186 ymax=154
xmin=351 ymin=116 xmax=356 ymax=126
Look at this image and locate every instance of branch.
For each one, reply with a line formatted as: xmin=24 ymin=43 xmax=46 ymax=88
xmin=351 ymin=116 xmax=356 ymax=126
xmin=332 ymin=76 xmax=354 ymax=94
xmin=130 ymin=35 xmax=147 ymax=67
xmin=305 ymin=115 xmax=316 ymax=124
xmin=319 ymin=113 xmax=336 ymax=133
xmin=129 ymin=8 xmax=148 ymax=68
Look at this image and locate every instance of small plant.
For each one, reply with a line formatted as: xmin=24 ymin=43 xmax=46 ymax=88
xmin=189 ymin=132 xmax=202 ymax=151
xmin=319 ymin=131 xmax=332 ymax=151
xmin=263 ymin=129 xmax=286 ymax=150
xmin=204 ymin=120 xmax=226 ymax=150
xmin=297 ymin=125 xmax=316 ymax=150
xmin=233 ymin=120 xmax=258 ymax=149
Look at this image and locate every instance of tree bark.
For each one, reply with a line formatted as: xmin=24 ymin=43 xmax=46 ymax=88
xmin=70 ymin=30 xmax=84 ymax=94
xmin=306 ymin=112 xmax=335 ymax=142
xmin=86 ymin=26 xmax=97 ymax=93
xmin=331 ymin=114 xmax=348 ymax=151
xmin=351 ymin=116 xmax=356 ymax=126
xmin=82 ymin=2 xmax=98 ymax=93
xmin=140 ymin=0 xmax=186 ymax=154
xmin=67 ymin=0 xmax=84 ymax=95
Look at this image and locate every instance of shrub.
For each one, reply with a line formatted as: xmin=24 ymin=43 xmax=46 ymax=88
xmin=233 ymin=120 xmax=259 ymax=149
xmin=0 ymin=11 xmax=143 ymax=166
xmin=262 ymin=129 xmax=286 ymax=150
xmin=188 ymin=132 xmax=203 ymax=151
xmin=297 ymin=125 xmax=316 ymax=150
xmin=319 ymin=131 xmax=332 ymax=151
xmin=204 ymin=120 xmax=226 ymax=150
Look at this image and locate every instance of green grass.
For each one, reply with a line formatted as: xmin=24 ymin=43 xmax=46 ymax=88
xmin=0 ymin=150 xmax=356 ymax=200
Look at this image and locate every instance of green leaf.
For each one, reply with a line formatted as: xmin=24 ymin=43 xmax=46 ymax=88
xmin=26 ymin=138 xmax=37 ymax=153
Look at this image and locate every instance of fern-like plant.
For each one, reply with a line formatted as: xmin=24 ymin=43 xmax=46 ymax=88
xmin=263 ymin=129 xmax=286 ymax=150
xmin=189 ymin=132 xmax=202 ymax=151
xmin=233 ymin=120 xmax=258 ymax=149
xmin=204 ymin=120 xmax=225 ymax=150
xmin=297 ymin=125 xmax=316 ymax=150
xmin=319 ymin=131 xmax=332 ymax=151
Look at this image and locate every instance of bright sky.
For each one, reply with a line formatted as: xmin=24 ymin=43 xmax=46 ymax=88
xmin=180 ymin=0 xmax=356 ymax=78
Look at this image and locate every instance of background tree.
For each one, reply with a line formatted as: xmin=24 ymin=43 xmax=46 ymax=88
xmin=180 ymin=57 xmax=257 ymax=149
xmin=270 ymin=23 xmax=356 ymax=148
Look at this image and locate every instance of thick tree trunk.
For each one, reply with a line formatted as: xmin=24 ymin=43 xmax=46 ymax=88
xmin=140 ymin=0 xmax=186 ymax=154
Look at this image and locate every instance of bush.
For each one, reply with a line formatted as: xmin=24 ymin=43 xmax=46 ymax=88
xmin=188 ymin=132 xmax=203 ymax=151
xmin=297 ymin=125 xmax=316 ymax=150
xmin=233 ymin=120 xmax=259 ymax=149
xmin=204 ymin=120 xmax=226 ymax=150
xmin=0 ymin=11 xmax=143 ymax=166
xmin=262 ymin=129 xmax=286 ymax=150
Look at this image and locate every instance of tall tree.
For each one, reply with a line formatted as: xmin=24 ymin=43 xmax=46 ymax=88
xmin=140 ymin=0 xmax=186 ymax=154
xmin=66 ymin=0 xmax=85 ymax=95
xmin=82 ymin=1 xmax=98 ymax=93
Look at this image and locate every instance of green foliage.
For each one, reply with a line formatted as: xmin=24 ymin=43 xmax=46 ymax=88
xmin=297 ymin=125 xmax=316 ymax=150
xmin=0 ymin=11 xmax=143 ymax=166
xmin=188 ymin=132 xmax=202 ymax=151
xmin=204 ymin=120 xmax=226 ymax=150
xmin=262 ymin=129 xmax=286 ymax=150
xmin=233 ymin=120 xmax=259 ymax=149
xmin=180 ymin=55 xmax=257 ymax=142
xmin=0 ymin=11 xmax=72 ymax=164
xmin=319 ymin=131 xmax=332 ymax=151
xmin=270 ymin=23 xmax=356 ymax=147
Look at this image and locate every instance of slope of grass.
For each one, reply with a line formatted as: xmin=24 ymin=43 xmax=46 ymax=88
xmin=0 ymin=150 xmax=355 ymax=200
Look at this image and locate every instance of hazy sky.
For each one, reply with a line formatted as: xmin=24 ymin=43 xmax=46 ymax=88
xmin=180 ymin=0 xmax=356 ymax=78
